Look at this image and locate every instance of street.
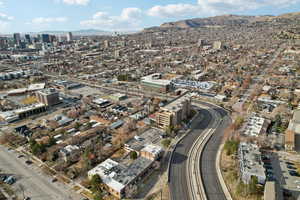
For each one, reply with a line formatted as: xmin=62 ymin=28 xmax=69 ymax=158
xmin=0 ymin=145 xmax=83 ymax=200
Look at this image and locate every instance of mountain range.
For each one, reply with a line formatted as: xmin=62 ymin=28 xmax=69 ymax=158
xmin=144 ymin=11 xmax=300 ymax=30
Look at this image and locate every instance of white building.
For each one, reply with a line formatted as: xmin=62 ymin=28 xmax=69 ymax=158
xmin=88 ymin=157 xmax=153 ymax=199
xmin=239 ymin=142 xmax=266 ymax=184
xmin=243 ymin=114 xmax=270 ymax=137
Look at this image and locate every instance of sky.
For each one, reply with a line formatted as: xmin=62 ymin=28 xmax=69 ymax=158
xmin=0 ymin=0 xmax=299 ymax=33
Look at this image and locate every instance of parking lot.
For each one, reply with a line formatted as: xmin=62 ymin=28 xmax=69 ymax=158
xmin=0 ymin=145 xmax=83 ymax=200
xmin=265 ymin=151 xmax=300 ymax=199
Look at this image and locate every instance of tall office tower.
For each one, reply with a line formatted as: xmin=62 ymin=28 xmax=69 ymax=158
xmin=41 ymin=34 xmax=50 ymax=43
xmin=66 ymin=32 xmax=73 ymax=42
xmin=25 ymin=34 xmax=31 ymax=44
xmin=13 ymin=33 xmax=21 ymax=45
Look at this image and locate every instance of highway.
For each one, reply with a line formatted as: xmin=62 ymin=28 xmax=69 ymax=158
xmin=169 ymin=102 xmax=231 ymax=200
xmin=200 ymin=105 xmax=231 ymax=200
xmin=169 ymin=107 xmax=213 ymax=200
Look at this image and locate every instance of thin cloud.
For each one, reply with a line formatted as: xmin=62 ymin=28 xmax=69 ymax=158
xmin=80 ymin=8 xmax=142 ymax=30
xmin=147 ymin=0 xmax=300 ymax=18
xmin=30 ymin=17 xmax=68 ymax=25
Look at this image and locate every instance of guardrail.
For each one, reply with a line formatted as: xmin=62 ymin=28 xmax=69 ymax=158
xmin=186 ymin=103 xmax=226 ymax=200
xmin=186 ymin=127 xmax=213 ymax=200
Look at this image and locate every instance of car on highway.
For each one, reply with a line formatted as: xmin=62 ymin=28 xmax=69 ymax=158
xmin=18 ymin=154 xmax=25 ymax=158
xmin=24 ymin=197 xmax=31 ymax=200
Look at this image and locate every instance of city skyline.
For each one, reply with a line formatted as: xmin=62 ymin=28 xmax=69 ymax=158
xmin=0 ymin=0 xmax=300 ymax=33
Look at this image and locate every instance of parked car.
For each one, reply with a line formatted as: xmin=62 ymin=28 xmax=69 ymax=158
xmin=18 ymin=154 xmax=24 ymax=158
xmin=285 ymin=161 xmax=294 ymax=165
xmin=4 ymin=176 xmax=15 ymax=185
xmin=289 ymin=170 xmax=300 ymax=177
xmin=51 ymin=178 xmax=57 ymax=183
xmin=25 ymin=160 xmax=33 ymax=165
xmin=283 ymin=189 xmax=292 ymax=197
xmin=264 ymin=165 xmax=273 ymax=170
xmin=267 ymin=176 xmax=276 ymax=181
xmin=287 ymin=165 xmax=296 ymax=170
xmin=0 ymin=175 xmax=7 ymax=182
xmin=266 ymin=168 xmax=273 ymax=174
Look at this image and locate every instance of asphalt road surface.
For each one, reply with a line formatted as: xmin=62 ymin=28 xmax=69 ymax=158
xmin=0 ymin=145 xmax=83 ymax=200
xmin=169 ymin=102 xmax=231 ymax=200
xmin=200 ymin=107 xmax=231 ymax=200
xmin=169 ymin=108 xmax=214 ymax=200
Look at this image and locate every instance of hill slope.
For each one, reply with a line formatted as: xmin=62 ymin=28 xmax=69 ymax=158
xmin=157 ymin=12 xmax=300 ymax=29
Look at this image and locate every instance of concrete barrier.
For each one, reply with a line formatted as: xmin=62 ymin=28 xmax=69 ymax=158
xmin=216 ymin=143 xmax=233 ymax=200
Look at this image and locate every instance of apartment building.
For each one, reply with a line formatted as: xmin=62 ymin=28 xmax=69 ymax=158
xmin=36 ymin=88 xmax=60 ymax=106
xmin=156 ymin=94 xmax=191 ymax=129
xmin=239 ymin=142 xmax=266 ymax=185
xmin=286 ymin=109 xmax=300 ymax=152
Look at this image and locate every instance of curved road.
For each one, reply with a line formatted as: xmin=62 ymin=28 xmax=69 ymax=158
xmin=169 ymin=102 xmax=231 ymax=200
xmin=200 ymin=105 xmax=231 ymax=200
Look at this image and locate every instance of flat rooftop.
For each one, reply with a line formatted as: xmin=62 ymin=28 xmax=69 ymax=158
xmin=163 ymin=94 xmax=190 ymax=112
xmin=239 ymin=142 xmax=265 ymax=181
xmin=38 ymin=88 xmax=58 ymax=95
xmin=88 ymin=157 xmax=153 ymax=193
xmin=125 ymin=128 xmax=164 ymax=152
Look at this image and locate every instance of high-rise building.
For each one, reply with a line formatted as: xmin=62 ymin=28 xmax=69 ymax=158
xmin=66 ymin=32 xmax=73 ymax=42
xmin=41 ymin=34 xmax=50 ymax=43
xmin=25 ymin=34 xmax=31 ymax=44
xmin=35 ymin=88 xmax=60 ymax=106
xmin=13 ymin=33 xmax=21 ymax=45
